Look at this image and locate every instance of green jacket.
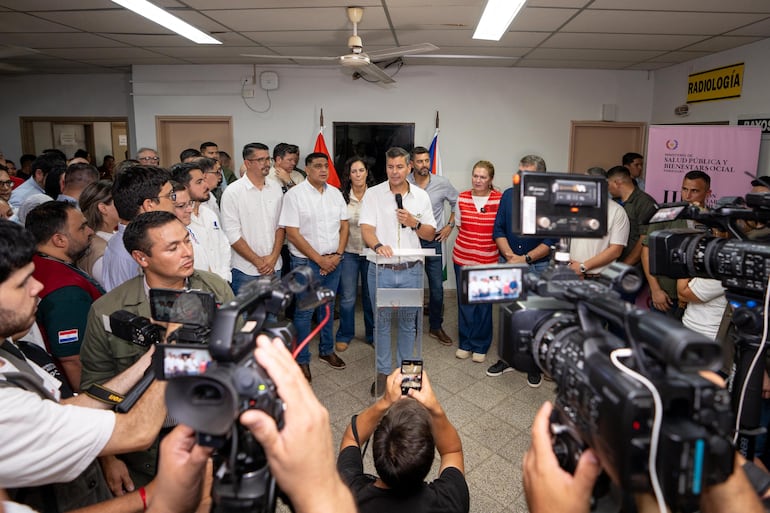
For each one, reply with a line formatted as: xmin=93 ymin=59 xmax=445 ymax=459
xmin=80 ymin=270 xmax=234 ymax=485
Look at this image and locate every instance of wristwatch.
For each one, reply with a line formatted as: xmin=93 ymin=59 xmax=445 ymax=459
xmin=413 ymin=221 xmax=422 ymax=231
xmin=579 ymin=263 xmax=587 ymax=274
xmin=525 ymin=254 xmax=532 ymax=264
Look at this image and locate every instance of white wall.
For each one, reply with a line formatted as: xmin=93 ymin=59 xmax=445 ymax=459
xmin=0 ymin=73 xmax=131 ymax=161
xmin=651 ymin=37 xmax=770 ymax=175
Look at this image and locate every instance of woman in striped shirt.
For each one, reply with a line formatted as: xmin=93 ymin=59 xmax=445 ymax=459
xmin=452 ymin=160 xmax=501 ymax=363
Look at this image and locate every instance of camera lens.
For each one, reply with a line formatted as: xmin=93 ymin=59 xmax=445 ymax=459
xmin=191 ymin=383 xmax=224 ymax=403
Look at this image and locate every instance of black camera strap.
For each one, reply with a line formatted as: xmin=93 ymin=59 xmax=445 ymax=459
xmin=351 ymin=414 xmax=370 ymax=457
xmin=84 ymin=383 xmax=125 ymax=406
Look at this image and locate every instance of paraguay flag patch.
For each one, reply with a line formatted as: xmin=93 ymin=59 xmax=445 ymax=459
xmin=58 ymin=329 xmax=79 ymax=344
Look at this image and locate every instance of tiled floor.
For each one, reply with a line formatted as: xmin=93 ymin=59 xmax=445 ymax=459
xmin=294 ymin=290 xmax=555 ymax=513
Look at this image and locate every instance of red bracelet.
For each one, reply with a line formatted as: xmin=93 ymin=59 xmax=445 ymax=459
xmin=139 ymin=486 xmax=147 ymax=511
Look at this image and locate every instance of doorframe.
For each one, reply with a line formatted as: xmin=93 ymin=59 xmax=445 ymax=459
xmin=155 ymin=115 xmax=234 ymax=168
xmin=20 ymin=116 xmax=130 ymax=157
xmin=568 ymin=121 xmax=647 ymax=173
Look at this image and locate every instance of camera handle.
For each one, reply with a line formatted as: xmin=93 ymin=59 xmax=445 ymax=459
xmin=728 ymin=292 xmax=768 ymax=460
xmin=115 ymin=362 xmax=155 ymax=413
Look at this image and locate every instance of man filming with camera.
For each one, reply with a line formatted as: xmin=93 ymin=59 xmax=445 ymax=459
xmin=80 ymin=211 xmax=234 ymax=487
xmin=336 ymin=367 xmax=470 ymax=512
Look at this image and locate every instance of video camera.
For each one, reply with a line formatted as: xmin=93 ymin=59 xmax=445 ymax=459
xmin=647 ymin=193 xmax=770 ymax=460
xmin=460 ymin=172 xmax=737 ymax=511
xmin=157 ymin=267 xmax=333 ymax=513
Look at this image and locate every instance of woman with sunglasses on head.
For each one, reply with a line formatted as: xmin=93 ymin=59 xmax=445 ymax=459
xmin=77 ymin=180 xmax=119 ymax=287
xmin=452 ymin=160 xmax=502 ymax=363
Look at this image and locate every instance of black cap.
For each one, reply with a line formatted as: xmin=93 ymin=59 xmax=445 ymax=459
xmin=751 ymin=176 xmax=770 ymax=188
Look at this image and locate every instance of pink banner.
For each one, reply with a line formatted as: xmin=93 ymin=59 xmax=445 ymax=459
xmin=646 ymin=125 xmax=761 ymax=206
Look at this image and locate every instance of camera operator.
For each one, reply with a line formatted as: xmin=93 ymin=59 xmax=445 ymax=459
xmin=0 ymin=220 xmax=176 ymax=511
xmin=239 ymin=335 xmax=357 ymax=513
xmin=335 ymin=368 xmax=469 ymax=512
xmin=80 ymin=211 xmax=234 ymax=487
xmin=523 ymin=401 xmax=764 ymax=513
xmin=641 ymin=170 xmax=712 ymax=317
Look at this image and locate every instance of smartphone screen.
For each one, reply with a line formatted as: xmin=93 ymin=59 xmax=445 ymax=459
xmin=401 ymin=359 xmax=423 ymax=394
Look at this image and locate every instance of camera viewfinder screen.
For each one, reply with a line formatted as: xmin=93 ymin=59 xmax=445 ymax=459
xmin=649 ymin=205 xmax=685 ymax=223
xmin=465 ymin=267 xmax=523 ymax=304
xmin=163 ymin=346 xmax=212 ymax=378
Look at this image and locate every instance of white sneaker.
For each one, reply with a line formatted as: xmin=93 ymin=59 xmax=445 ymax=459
xmin=455 ymin=349 xmax=471 ymax=359
xmin=472 ymin=352 xmax=486 ymax=363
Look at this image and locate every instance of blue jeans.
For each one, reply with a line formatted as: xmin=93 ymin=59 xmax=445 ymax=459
xmin=336 ymin=252 xmax=374 ymax=343
xmin=230 ymin=268 xmax=281 ymax=296
xmin=498 ymin=256 xmax=549 ymax=278
xmin=420 ymin=238 xmax=444 ymax=330
xmin=454 ymin=263 xmax=493 ymax=354
xmin=368 ymin=262 xmax=422 ymax=375
xmin=291 ymin=255 xmax=341 ymax=365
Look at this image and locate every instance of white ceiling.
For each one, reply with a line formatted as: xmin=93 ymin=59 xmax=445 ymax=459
xmin=1 ymin=0 xmax=769 ymax=74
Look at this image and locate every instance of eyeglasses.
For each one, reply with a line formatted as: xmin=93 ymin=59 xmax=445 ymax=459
xmin=174 ymin=200 xmax=195 ymax=210
xmin=139 ymin=156 xmax=160 ymax=163
xmin=0 ymin=180 xmax=13 ymax=188
xmin=204 ymin=169 xmax=222 ymax=175
xmin=154 ymin=191 xmax=177 ymax=202
xmin=246 ymin=157 xmax=272 ymax=165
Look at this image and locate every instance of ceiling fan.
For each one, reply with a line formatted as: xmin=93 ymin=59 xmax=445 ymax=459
xmin=241 ymin=6 xmax=438 ymax=84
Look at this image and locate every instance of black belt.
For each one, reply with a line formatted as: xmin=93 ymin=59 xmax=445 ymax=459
xmin=584 ymin=273 xmax=602 ymax=280
xmin=380 ymin=260 xmax=420 ymax=271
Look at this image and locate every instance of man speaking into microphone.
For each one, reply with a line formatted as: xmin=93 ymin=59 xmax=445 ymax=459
xmin=360 ymin=147 xmax=436 ymax=396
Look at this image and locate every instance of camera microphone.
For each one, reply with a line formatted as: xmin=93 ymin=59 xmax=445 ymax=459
xmin=395 ymin=193 xmax=405 ymax=228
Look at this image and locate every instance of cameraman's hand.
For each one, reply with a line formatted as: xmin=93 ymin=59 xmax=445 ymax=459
xmin=650 ymin=288 xmax=672 ymax=312
xmin=240 ymin=335 xmax=356 ymax=513
xmin=383 ymin=368 xmax=405 ymax=406
xmin=523 ymin=402 xmax=602 ymax=513
xmin=146 ymin=424 xmax=213 ymax=513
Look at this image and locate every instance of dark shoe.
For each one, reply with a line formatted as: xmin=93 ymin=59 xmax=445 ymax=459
xmin=299 ymin=363 xmax=312 ymax=383
xmin=429 ymin=328 xmax=453 ymax=346
xmin=527 ymin=372 xmax=542 ymax=388
xmin=319 ymin=352 xmax=346 ymax=370
xmin=370 ymin=372 xmax=388 ymax=397
xmin=486 ymin=360 xmax=513 ymax=377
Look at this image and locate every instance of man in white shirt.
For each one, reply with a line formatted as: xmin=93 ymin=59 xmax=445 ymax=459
xmin=279 ymin=152 xmax=349 ymax=382
xmin=568 ymin=199 xmax=630 ymax=277
xmin=360 ymin=147 xmax=436 ymax=396
xmin=171 ymin=162 xmax=231 ymax=282
xmin=220 ymin=143 xmax=284 ymax=294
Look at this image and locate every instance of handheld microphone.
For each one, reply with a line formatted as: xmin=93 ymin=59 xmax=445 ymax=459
xmin=395 ymin=193 xmax=405 ymax=228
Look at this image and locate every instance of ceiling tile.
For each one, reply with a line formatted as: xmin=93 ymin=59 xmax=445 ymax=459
xmin=204 ymin=7 xmax=389 ymax=32
xmin=526 ymin=48 xmax=665 ymax=61
xmin=0 ymin=0 xmax=183 ymax=9
xmin=588 ymin=0 xmax=770 ymax=13
xmin=624 ymin=62 xmax=672 ymax=70
xmin=0 ymin=12 xmax=77 ymax=32
xmin=0 ymin=32 xmax=128 ymax=48
xmin=541 ymin=33 xmax=706 ymax=51
xmin=40 ymin=47 xmax=172 ymax=60
xmin=516 ymin=59 xmax=631 ymax=69
xmin=562 ymin=10 xmax=769 ymax=35
xmin=509 ymin=7 xmax=580 ymax=32
xmin=189 ymin=0 xmax=380 ymax=8
xmin=387 ymin=5 xmax=484 ymax=28
xmin=654 ymin=50 xmax=713 ymax=61
xmin=727 ymin=17 xmax=770 ymax=36
xmin=404 ymin=56 xmax=517 ymax=67
xmin=526 ymin=0 xmax=591 ymax=7
xmin=682 ymin=35 xmax=764 ymax=52
xmin=105 ymin=31 xmax=252 ymax=47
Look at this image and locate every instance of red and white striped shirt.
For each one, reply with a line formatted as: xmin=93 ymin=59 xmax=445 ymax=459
xmin=452 ymin=189 xmax=502 ymax=266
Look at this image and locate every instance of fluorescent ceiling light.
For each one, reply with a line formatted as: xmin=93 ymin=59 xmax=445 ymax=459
xmin=473 ymin=0 xmax=527 ymax=41
xmin=111 ymin=0 xmax=222 ymax=45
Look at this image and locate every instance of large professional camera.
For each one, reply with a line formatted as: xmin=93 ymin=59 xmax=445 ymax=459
xmin=462 ymin=172 xmax=740 ymax=511
xmin=156 ymin=268 xmax=333 ymax=513
xmin=647 ymin=193 xmax=770 ymax=460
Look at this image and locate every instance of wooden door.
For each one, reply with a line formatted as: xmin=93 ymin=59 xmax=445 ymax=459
xmin=569 ymin=121 xmax=647 ymax=174
xmin=156 ymin=116 xmax=233 ymax=168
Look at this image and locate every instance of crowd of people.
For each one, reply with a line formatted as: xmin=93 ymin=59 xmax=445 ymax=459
xmin=0 ymin=140 xmax=768 ymax=513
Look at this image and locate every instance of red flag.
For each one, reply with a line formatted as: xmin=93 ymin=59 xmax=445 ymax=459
xmin=313 ymin=130 xmax=340 ymax=188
